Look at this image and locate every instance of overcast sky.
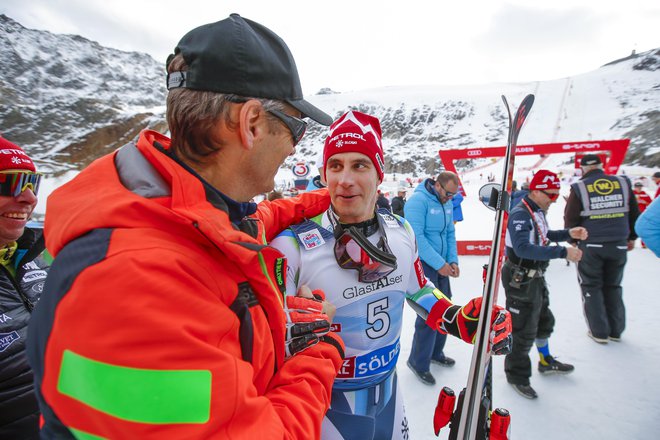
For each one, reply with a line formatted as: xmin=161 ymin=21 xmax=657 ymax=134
xmin=2 ymin=0 xmax=658 ymax=95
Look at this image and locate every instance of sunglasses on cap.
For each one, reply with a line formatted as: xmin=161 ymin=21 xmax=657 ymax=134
xmin=225 ymin=96 xmax=307 ymax=146
xmin=333 ymin=224 xmax=398 ymax=283
xmin=0 ymin=172 xmax=42 ymax=197
xmin=540 ymin=190 xmax=559 ymax=201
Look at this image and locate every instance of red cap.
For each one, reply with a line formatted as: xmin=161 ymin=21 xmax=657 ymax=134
xmin=0 ymin=137 xmax=36 ymax=172
xmin=529 ymin=170 xmax=560 ymax=190
xmin=323 ymin=111 xmax=384 ymax=182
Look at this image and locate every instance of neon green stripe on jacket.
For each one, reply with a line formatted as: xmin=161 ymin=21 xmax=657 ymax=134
xmin=58 ymin=350 xmax=211 ymax=424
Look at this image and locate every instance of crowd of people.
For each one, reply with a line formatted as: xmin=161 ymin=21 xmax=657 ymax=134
xmin=1 ymin=13 xmax=658 ymax=440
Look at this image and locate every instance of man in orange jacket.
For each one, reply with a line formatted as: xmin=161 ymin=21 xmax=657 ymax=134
xmin=27 ymin=15 xmax=344 ymax=439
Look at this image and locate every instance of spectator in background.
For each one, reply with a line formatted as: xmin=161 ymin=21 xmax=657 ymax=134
xmin=652 ymin=171 xmax=660 ymax=199
xmin=452 ymin=184 xmax=464 ymax=223
xmin=633 ymin=182 xmax=653 ymax=248
xmin=405 ymin=171 xmax=461 ymax=385
xmin=0 ymin=137 xmax=50 ymax=439
xmin=511 ymin=181 xmax=530 ymax=209
xmin=633 ymin=182 xmax=652 ymax=212
xmin=635 ymin=197 xmax=660 ymax=257
xmin=391 ymin=187 xmax=407 ymax=217
xmin=27 ymin=14 xmax=344 ymax=439
xmin=504 ymin=170 xmax=586 ymax=399
xmin=564 ymin=154 xmax=639 ymax=344
xmin=376 ymin=189 xmax=392 ymax=212
xmin=306 ymin=150 xmax=326 ymax=191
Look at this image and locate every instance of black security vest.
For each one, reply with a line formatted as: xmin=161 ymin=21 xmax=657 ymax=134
xmin=571 ymin=171 xmax=630 ymax=243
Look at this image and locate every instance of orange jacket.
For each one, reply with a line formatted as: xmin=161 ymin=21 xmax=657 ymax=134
xmin=28 ymin=130 xmax=343 ymax=439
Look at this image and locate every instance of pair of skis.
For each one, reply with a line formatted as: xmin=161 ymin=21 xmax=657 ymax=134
xmin=434 ymin=94 xmax=535 ymax=440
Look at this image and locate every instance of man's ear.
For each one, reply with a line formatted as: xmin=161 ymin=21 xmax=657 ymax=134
xmin=236 ymin=100 xmax=263 ymax=150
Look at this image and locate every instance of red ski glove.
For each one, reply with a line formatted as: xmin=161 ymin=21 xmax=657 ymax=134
xmin=284 ymin=293 xmax=331 ymax=358
xmin=426 ymin=295 xmax=512 ymax=355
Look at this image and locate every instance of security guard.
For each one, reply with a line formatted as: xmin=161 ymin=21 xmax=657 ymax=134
xmin=504 ymin=169 xmax=587 ymax=399
xmin=564 ymin=154 xmax=639 ymax=344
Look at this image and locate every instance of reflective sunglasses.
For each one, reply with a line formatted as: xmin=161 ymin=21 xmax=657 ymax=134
xmin=0 ymin=172 xmax=43 ymax=197
xmin=334 ymin=225 xmax=397 ymax=283
xmin=439 ymin=181 xmax=456 ymax=198
xmin=224 ymin=96 xmax=307 ymax=145
xmin=267 ymin=109 xmax=307 ymax=146
xmin=540 ymin=190 xmax=559 ymax=201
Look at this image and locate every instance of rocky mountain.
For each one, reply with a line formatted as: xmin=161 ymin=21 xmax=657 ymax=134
xmin=0 ymin=14 xmax=167 ymax=175
xmin=1 ymin=14 xmax=658 ymax=179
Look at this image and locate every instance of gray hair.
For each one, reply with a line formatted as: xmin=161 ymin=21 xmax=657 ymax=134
xmin=582 ymin=163 xmax=603 ymax=173
xmin=166 ymin=54 xmax=285 ymax=164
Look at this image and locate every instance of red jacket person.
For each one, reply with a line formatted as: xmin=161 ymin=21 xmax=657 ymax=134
xmin=27 ymin=15 xmax=344 ymax=439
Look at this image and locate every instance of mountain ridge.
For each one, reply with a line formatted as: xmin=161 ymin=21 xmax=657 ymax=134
xmin=1 ymin=14 xmax=658 ymax=178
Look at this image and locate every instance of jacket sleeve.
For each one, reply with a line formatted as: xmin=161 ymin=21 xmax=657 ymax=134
xmin=35 ymin=249 xmax=342 ymax=439
xmin=509 ymin=209 xmax=566 ymax=261
xmin=404 ymin=195 xmax=446 ymax=270
xmin=547 ymin=228 xmax=571 ymax=243
xmin=564 ymin=188 xmax=582 ymax=229
xmin=255 ymin=189 xmax=331 ymax=243
xmin=635 ymin=197 xmax=660 ymax=257
xmin=447 ymin=211 xmax=458 ymax=265
xmin=626 ymin=179 xmax=640 ymax=240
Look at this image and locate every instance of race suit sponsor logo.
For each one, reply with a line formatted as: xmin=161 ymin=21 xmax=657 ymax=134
xmin=274 ymin=258 xmax=286 ymax=294
xmin=414 ymin=257 xmax=425 ymax=289
xmin=298 ymin=229 xmax=325 ymax=250
xmin=343 ymin=274 xmax=403 ymax=299
xmin=382 ymin=213 xmax=400 ymax=228
xmin=337 ymin=340 xmax=400 ymax=379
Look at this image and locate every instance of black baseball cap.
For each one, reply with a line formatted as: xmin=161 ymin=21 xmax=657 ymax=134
xmin=653 ymin=171 xmax=660 ymax=179
xmin=580 ymin=154 xmax=602 ymax=166
xmin=166 ymin=14 xmax=332 ymax=126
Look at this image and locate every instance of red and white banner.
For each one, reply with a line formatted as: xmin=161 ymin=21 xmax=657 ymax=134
xmin=457 ymin=240 xmax=492 ymax=256
xmin=439 ymin=139 xmax=630 ymax=196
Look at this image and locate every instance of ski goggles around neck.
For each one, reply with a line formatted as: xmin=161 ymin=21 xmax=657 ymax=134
xmin=333 ymin=224 xmax=398 ymax=283
xmin=0 ymin=172 xmax=43 ymax=197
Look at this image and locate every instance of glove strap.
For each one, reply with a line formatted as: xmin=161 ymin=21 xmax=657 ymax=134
xmin=425 ymin=289 xmax=454 ymax=333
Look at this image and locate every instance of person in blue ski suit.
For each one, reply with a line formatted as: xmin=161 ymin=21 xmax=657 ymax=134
xmin=270 ymin=111 xmax=512 ymax=439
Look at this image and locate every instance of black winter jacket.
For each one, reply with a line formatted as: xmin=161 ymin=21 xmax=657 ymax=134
xmin=0 ymin=228 xmax=49 ymax=439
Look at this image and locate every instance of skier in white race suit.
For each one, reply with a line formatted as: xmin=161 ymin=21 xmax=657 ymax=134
xmin=270 ymin=111 xmax=513 ymax=440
